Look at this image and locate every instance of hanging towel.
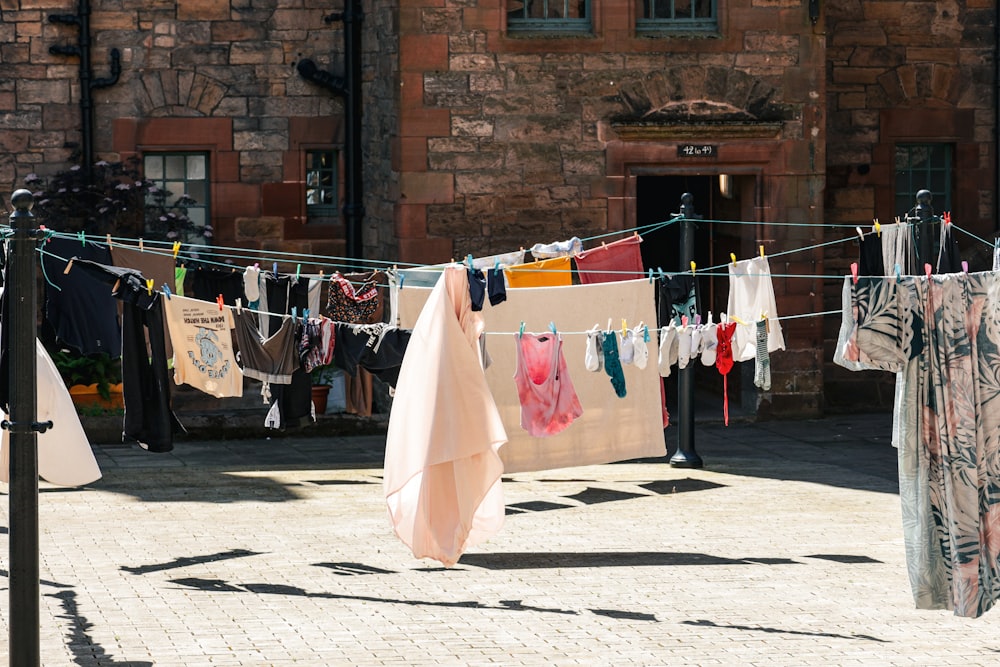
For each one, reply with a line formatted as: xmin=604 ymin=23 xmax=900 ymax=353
xmin=727 ymin=256 xmax=785 ymax=362
xmin=384 ymin=267 xmax=507 ymax=567
xmin=396 ymin=278 xmax=664 ymax=474
xmin=504 ymin=256 xmax=572 ymax=288
xmin=574 ymin=236 xmax=644 ymax=285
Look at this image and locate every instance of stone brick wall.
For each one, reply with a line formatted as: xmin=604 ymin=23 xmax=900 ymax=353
xmin=823 ymin=0 xmax=997 ymax=410
xmin=2 ymin=0 xmax=349 ymax=270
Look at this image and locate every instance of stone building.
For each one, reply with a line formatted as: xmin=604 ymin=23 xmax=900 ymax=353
xmin=1 ymin=0 xmax=995 ymax=416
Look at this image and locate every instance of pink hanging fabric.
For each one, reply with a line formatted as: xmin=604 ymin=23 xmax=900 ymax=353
xmin=514 ymin=333 xmax=583 ymax=437
xmin=574 ymin=236 xmax=644 ymax=285
xmin=383 ymin=267 xmax=507 ymax=567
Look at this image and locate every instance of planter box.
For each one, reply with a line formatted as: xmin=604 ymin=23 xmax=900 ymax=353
xmin=68 ymin=383 xmax=124 ymax=410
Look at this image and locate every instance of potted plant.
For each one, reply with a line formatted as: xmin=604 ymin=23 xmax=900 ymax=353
xmin=310 ymin=365 xmax=340 ymax=415
xmin=49 ymin=348 xmax=124 ymax=410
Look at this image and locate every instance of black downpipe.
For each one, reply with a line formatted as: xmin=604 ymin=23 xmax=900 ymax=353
xmin=298 ymin=2 xmax=365 ymax=268
xmin=996 ymin=1 xmax=1000 ymax=233
xmin=49 ymin=0 xmax=121 ymax=179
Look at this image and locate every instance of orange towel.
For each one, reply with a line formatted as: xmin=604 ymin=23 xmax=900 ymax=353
xmin=504 ymin=256 xmax=572 ymax=288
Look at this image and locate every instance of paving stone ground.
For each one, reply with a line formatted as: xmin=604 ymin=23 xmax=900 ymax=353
xmin=2 ymin=412 xmax=1000 ymax=665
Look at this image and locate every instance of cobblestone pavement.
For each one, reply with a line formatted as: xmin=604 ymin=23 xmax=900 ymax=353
xmin=2 ymin=412 xmax=1000 ymax=665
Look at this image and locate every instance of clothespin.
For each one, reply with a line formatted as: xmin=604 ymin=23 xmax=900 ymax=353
xmin=621 ymin=319 xmax=627 ymax=338
xmin=162 ymin=283 xmax=172 ymax=300
xmin=549 ymin=321 xmax=557 ymax=335
xmin=648 ymin=268 xmax=655 ymax=284
xmin=139 ymin=238 xmax=144 ymax=252
xmin=729 ymin=314 xmax=747 ymax=326
xmin=295 ymin=263 xmax=301 ymax=280
xmin=730 ymin=253 xmax=737 ymax=267
xmin=291 ymin=307 xmax=297 ymax=321
xmin=303 ymin=309 xmax=310 ymax=324
xmin=681 ymin=315 xmax=689 ymax=327
xmin=112 ymin=279 xmax=120 ymax=293
xmin=850 ymin=262 xmax=858 ymax=285
xmin=145 ymin=279 xmax=154 ymax=296
xmin=398 ymin=273 xmax=406 ymax=289
xmin=894 ymin=264 xmax=902 ymax=284
xmin=690 ymin=260 xmax=696 ymax=275
xmin=694 ymin=313 xmax=701 ymax=326
xmin=78 ymin=231 xmax=86 ymax=247
xmin=273 ymin=262 xmax=278 ymax=275
xmin=962 ymin=261 xmax=969 ymax=273
xmin=254 ymin=262 xmax=260 ymax=269
xmin=63 ymin=258 xmax=74 ymax=275
xmin=518 ymin=322 xmax=525 ymax=337
xmin=761 ymin=312 xmax=770 ymax=333
xmin=924 ymin=263 xmax=933 ymax=279
xmin=216 ymin=294 xmax=224 ymax=311
xmin=657 ymin=266 xmax=665 ymax=279
xmin=856 ymin=226 xmax=865 ymax=241
xmin=236 ymin=298 xmax=242 ymax=314
xmin=606 ymin=318 xmax=613 ymax=332
xmin=106 ymin=233 xmax=112 ymax=247
xmin=172 ymin=241 xmax=181 ymax=259
xmin=642 ymin=325 xmax=650 ymax=343
xmin=943 ymin=212 xmax=952 ymax=226
xmin=494 ymin=258 xmax=501 ymax=275
xmin=873 ymin=219 xmax=881 ymax=238
xmin=466 ymin=254 xmax=474 ymax=270
xmin=759 ymin=244 xmax=765 ymax=259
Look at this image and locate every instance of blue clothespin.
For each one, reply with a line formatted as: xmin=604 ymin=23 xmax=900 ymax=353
xmin=295 ymin=263 xmax=301 ymax=280
xmin=291 ymin=307 xmax=297 ymax=321
xmin=398 ymin=273 xmax=406 ymax=289
xmin=466 ymin=254 xmax=474 ymax=270
xmin=494 ymin=258 xmax=501 ymax=275
xmin=518 ymin=321 xmax=525 ymax=337
xmin=273 ymin=262 xmax=278 ymax=275
xmin=303 ymin=308 xmax=310 ymax=324
xmin=648 ymin=268 xmax=655 ymax=284
xmin=657 ymin=266 xmax=665 ymax=279
xmin=643 ymin=325 xmax=650 ymax=343
xmin=162 ymin=283 xmax=172 ymax=300
xmin=894 ymin=264 xmax=902 ymax=284
xmin=78 ymin=231 xmax=86 ymax=247
xmin=549 ymin=321 xmax=557 ymax=334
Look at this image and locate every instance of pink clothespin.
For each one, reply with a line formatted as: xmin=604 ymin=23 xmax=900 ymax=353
xmin=962 ymin=261 xmax=969 ymax=273
xmin=924 ymin=264 xmax=933 ymax=279
xmin=943 ymin=212 xmax=951 ymax=226
xmin=850 ymin=262 xmax=858 ymax=285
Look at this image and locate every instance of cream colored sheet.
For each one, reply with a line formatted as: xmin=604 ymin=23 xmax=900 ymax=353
xmin=396 ymin=278 xmax=665 ymax=473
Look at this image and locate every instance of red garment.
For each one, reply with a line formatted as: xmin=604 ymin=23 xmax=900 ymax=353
xmin=574 ymin=236 xmax=644 ymax=285
xmin=514 ymin=333 xmax=584 ymax=437
xmin=716 ymin=322 xmax=737 ymax=426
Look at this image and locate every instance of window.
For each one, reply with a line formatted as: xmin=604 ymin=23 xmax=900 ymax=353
xmin=506 ymin=0 xmax=592 ymax=33
xmin=894 ymin=144 xmax=952 ymax=216
xmin=306 ymin=149 xmax=339 ymax=221
xmin=636 ymin=0 xmax=718 ymax=34
xmin=143 ymin=152 xmax=210 ymax=242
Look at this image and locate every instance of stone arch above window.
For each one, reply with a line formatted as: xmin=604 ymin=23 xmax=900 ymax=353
xmin=138 ymin=70 xmax=230 ymax=117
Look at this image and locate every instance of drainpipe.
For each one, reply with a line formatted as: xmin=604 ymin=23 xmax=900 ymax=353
xmin=996 ymin=2 xmax=1000 ymax=233
xmin=49 ymin=0 xmax=122 ymax=178
xmin=297 ymin=2 xmax=365 ymax=268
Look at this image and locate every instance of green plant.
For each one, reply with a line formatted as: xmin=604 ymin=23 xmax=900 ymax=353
xmin=49 ymin=348 xmax=122 ymax=400
xmin=24 ymin=158 xmax=213 ymax=254
xmin=310 ymin=364 xmax=340 ymax=387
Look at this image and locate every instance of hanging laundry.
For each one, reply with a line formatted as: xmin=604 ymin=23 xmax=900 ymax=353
xmin=231 ymin=309 xmax=299 ymax=384
xmin=715 ymin=320 xmax=737 ymax=426
xmin=504 ymin=256 xmax=572 ymax=288
xmin=676 ymin=320 xmax=693 ymax=370
xmin=191 ymin=266 xmax=244 ymax=307
xmin=584 ymin=326 xmax=603 ymax=371
xmin=658 ymin=274 xmax=697 ymax=327
xmin=333 ymin=323 xmax=411 ymax=389
xmin=243 ymin=264 xmax=261 ymax=307
xmin=601 ymin=328 xmax=627 ymax=397
xmin=657 ymin=323 xmax=678 ymax=377
xmin=574 ymin=236 xmax=644 ymax=285
xmin=257 ymin=272 xmax=292 ymax=338
xmin=396 ymin=277 xmax=664 ymax=474
xmin=110 ymin=241 xmax=178 ymax=358
xmin=727 ymin=256 xmax=785 ymax=362
xmin=326 ymin=272 xmax=382 ymax=323
xmin=631 ymin=324 xmax=649 ymax=370
xmin=514 ymin=332 xmax=583 ymax=437
xmin=936 ymin=219 xmax=962 ymax=274
xmin=299 ymin=317 xmax=336 ymax=373
xmin=833 ymin=276 xmax=904 ymax=373
xmin=468 ymin=268 xmax=487 ymax=311
xmin=69 ymin=260 xmax=184 ymax=452
xmin=174 ymin=265 xmax=187 ymax=297
xmin=487 ymin=269 xmax=507 ymax=306
xmin=754 ymin=319 xmax=771 ymax=390
xmin=858 ymin=229 xmax=885 ymax=278
xmin=846 ymin=271 xmax=1000 ymax=618
xmin=40 ymin=236 xmax=121 ymax=357
xmin=880 ymin=222 xmax=917 ymax=276
xmin=0 ymin=338 xmax=101 ymax=488
xmin=162 ymin=294 xmax=243 ymax=398
xmin=384 ymin=266 xmax=507 ymax=567
xmin=264 ymin=364 xmax=315 ymax=431
xmin=700 ymin=315 xmax=718 ymax=366
xmin=530 ymin=237 xmax=583 ymax=260
xmin=397 ymin=251 xmax=529 ymax=290
xmin=306 ymin=276 xmax=324 ymax=315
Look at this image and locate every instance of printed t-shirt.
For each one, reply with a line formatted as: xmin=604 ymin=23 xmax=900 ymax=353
xmin=163 ymin=295 xmax=244 ymax=398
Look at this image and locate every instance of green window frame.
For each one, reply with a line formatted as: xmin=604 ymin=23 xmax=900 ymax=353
xmin=306 ymin=149 xmax=339 ymax=221
xmin=636 ymin=0 xmax=718 ymax=34
xmin=894 ymin=143 xmax=952 ymax=216
xmin=506 ymin=0 xmax=592 ymax=33
xmin=143 ymin=152 xmax=210 ymax=241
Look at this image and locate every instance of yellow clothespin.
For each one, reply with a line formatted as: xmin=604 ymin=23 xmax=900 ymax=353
xmin=730 ymin=253 xmax=737 ymax=267
xmin=146 ymin=279 xmax=154 ymax=296
xmin=873 ymin=219 xmax=881 ymax=237
xmin=759 ymin=244 xmax=765 ymax=259
xmin=761 ymin=311 xmax=770 ymax=333
xmin=730 ymin=314 xmax=747 ymax=326
xmin=621 ymin=318 xmax=627 ymax=338
xmin=139 ymin=238 xmax=144 ymax=252
xmin=172 ymin=241 xmax=181 ymax=258
xmin=690 ymin=260 xmax=696 ymax=275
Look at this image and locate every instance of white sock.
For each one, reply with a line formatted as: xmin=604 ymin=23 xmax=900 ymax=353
xmin=658 ymin=324 xmax=678 ymax=377
xmin=585 ymin=325 xmax=603 ymax=371
xmin=632 ymin=325 xmax=649 ymax=370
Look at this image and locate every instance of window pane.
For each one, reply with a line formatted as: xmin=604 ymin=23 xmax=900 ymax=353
xmin=187 ymin=181 xmax=206 ymax=203
xmin=675 ymin=0 xmax=691 ymax=18
xmin=165 ymin=155 xmax=185 ymax=179
xmin=144 ymin=156 xmax=163 ymax=180
xmin=186 ymin=155 xmax=206 ymax=180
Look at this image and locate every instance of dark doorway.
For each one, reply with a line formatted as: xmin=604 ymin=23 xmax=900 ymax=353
xmin=636 ymin=173 xmax=755 ymax=410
